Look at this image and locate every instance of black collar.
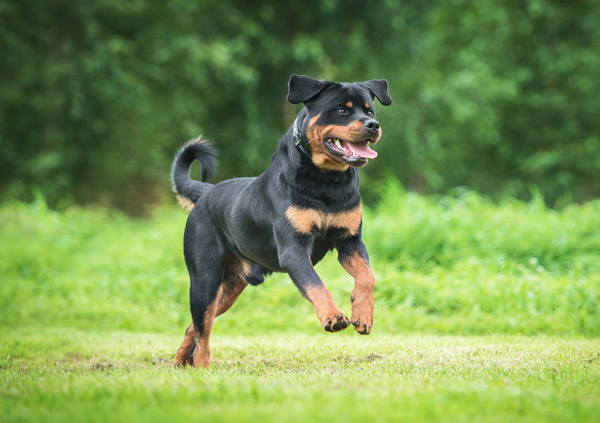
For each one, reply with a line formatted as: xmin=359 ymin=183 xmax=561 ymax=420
xmin=293 ymin=117 xmax=312 ymax=158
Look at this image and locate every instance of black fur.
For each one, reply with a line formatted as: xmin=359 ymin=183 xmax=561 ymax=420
xmin=172 ymin=75 xmax=391 ymax=366
xmin=170 ymin=139 xmax=217 ymax=203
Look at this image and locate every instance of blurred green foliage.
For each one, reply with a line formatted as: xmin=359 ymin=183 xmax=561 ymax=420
xmin=1 ymin=0 xmax=599 ymax=213
xmin=1 ymin=184 xmax=598 ymax=335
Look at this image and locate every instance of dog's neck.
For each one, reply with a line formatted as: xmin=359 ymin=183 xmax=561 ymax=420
xmin=292 ymin=112 xmax=312 ymax=158
xmin=278 ymin=115 xmax=361 ymax=211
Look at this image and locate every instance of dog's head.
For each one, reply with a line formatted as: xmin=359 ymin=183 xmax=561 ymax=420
xmin=287 ymin=74 xmax=392 ymax=171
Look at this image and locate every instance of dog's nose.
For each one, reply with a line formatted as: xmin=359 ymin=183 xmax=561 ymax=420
xmin=364 ymin=119 xmax=380 ymax=134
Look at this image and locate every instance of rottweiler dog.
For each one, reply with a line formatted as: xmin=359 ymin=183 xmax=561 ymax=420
xmin=171 ymin=74 xmax=392 ymax=368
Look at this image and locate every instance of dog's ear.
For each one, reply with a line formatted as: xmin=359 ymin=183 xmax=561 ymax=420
xmin=287 ymin=75 xmax=331 ymax=104
xmin=360 ymin=79 xmax=392 ymax=106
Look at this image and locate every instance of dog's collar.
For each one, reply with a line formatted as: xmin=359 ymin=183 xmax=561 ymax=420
xmin=293 ymin=117 xmax=312 ymax=158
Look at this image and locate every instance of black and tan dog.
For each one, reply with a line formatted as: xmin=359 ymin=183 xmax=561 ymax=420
xmin=171 ymin=74 xmax=392 ymax=368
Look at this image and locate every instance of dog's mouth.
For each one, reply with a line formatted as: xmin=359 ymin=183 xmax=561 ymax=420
xmin=323 ymin=137 xmax=378 ymax=167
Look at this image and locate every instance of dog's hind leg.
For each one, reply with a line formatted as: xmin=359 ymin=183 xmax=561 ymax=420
xmin=188 ymin=252 xmax=228 ymax=369
xmin=190 ymin=277 xmax=248 ymax=368
xmin=174 ymin=255 xmax=249 ymax=368
xmin=215 ymin=254 xmax=250 ymax=317
xmin=173 ymin=279 xmax=247 ymax=367
xmin=191 ymin=256 xmax=253 ymax=368
xmin=190 ymin=285 xmax=220 ymax=368
xmin=177 ymin=213 xmax=228 ymax=369
xmin=173 ymin=284 xmax=222 ymax=369
xmin=174 ymin=323 xmax=195 ymax=366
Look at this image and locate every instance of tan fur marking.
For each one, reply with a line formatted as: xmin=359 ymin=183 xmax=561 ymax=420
xmin=305 ymin=115 xmax=349 ymax=171
xmin=216 ymin=277 xmax=247 ymax=317
xmin=174 ymin=324 xmax=195 ymax=367
xmin=346 ymin=101 xmax=353 ymax=108
xmin=339 ymin=250 xmax=375 ymax=334
xmin=192 ymin=285 xmax=222 ymax=368
xmin=304 ymin=285 xmax=348 ymax=331
xmin=217 ymin=254 xmax=250 ymax=317
xmin=284 ymin=207 xmax=323 ymax=234
xmin=239 ymin=260 xmax=251 ymax=278
xmin=365 ymin=102 xmax=371 ymax=109
xmin=285 ymin=203 xmax=362 ymax=236
xmin=326 ymin=203 xmax=363 ymax=236
xmin=186 ymin=136 xmax=210 ymax=147
xmin=177 ymin=195 xmax=195 ymax=211
xmin=305 ymin=116 xmax=381 ymax=171
xmin=225 ymin=254 xmax=252 ymax=279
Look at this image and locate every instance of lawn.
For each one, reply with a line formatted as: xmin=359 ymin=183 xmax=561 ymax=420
xmin=1 ymin=183 xmax=599 ymax=422
xmin=1 ymin=329 xmax=598 ymax=423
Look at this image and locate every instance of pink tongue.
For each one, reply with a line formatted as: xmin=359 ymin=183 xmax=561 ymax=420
xmin=344 ymin=141 xmax=378 ymax=159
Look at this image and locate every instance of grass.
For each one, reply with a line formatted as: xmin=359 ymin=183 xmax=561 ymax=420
xmin=1 ymin=182 xmax=599 ymax=422
xmin=1 ymin=328 xmax=599 ymax=423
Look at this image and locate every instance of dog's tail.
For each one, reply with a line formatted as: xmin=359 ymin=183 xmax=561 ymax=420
xmin=171 ymin=137 xmax=217 ymax=210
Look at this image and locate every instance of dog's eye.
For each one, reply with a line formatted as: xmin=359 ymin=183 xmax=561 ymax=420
xmin=366 ymin=110 xmax=374 ymax=117
xmin=337 ymin=108 xmax=348 ymax=115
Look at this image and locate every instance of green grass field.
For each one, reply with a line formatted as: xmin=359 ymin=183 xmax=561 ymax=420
xmin=1 ymin=183 xmax=599 ymax=422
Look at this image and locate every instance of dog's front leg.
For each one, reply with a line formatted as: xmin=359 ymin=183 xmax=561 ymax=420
xmin=274 ymin=225 xmax=350 ymax=332
xmin=337 ymin=238 xmax=375 ymax=335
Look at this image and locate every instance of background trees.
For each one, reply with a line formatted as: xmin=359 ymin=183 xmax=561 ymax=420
xmin=1 ymin=0 xmax=598 ymax=213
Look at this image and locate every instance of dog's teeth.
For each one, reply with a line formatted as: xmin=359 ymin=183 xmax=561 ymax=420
xmin=334 ymin=139 xmax=342 ymax=149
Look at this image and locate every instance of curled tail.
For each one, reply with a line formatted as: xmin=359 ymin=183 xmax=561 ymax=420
xmin=171 ymin=137 xmax=217 ymax=210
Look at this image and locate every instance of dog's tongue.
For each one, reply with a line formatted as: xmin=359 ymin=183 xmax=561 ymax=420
xmin=346 ymin=141 xmax=378 ymax=159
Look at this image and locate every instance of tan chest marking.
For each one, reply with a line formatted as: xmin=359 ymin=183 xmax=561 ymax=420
xmin=285 ymin=203 xmax=362 ymax=236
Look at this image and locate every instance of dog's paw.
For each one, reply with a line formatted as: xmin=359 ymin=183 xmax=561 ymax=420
xmin=350 ymin=295 xmax=373 ymax=335
xmin=351 ymin=316 xmax=373 ymax=335
xmin=174 ymin=354 xmax=192 ymax=367
xmin=322 ymin=313 xmax=351 ymax=332
xmin=173 ymin=324 xmax=195 ymax=367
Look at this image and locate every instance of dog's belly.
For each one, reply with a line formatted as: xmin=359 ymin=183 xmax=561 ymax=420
xmin=227 ymin=216 xmax=282 ymax=272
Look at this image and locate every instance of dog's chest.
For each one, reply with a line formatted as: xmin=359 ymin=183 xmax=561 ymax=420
xmin=284 ymin=203 xmax=362 ymax=236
